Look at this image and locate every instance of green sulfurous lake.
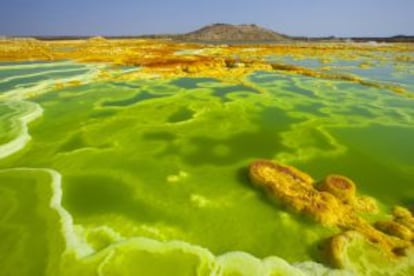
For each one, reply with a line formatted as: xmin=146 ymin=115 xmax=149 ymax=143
xmin=1 ymin=56 xmax=413 ymax=275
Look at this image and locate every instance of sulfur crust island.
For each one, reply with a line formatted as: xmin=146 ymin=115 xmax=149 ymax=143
xmin=249 ymin=159 xmax=414 ymax=269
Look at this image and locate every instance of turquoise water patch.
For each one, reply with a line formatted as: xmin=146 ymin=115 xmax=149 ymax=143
xmin=1 ymin=68 xmax=90 ymax=91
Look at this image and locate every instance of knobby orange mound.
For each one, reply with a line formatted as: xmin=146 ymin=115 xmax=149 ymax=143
xmin=248 ymin=159 xmax=414 ymax=268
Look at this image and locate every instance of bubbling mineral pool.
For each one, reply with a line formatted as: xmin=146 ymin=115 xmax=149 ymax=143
xmin=0 ymin=41 xmax=414 ymax=275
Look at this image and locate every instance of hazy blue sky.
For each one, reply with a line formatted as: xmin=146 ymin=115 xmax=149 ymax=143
xmin=1 ymin=0 xmax=413 ymax=37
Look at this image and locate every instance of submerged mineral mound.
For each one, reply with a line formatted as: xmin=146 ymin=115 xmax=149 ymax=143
xmin=180 ymin=23 xmax=289 ymax=42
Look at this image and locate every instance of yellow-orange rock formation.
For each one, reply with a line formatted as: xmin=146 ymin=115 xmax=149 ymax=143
xmin=248 ymin=159 xmax=414 ymax=268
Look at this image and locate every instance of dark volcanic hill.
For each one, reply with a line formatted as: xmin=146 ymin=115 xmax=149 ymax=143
xmin=180 ymin=23 xmax=289 ymax=42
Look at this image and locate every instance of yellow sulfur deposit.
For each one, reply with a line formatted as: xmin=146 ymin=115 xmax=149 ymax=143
xmin=318 ymin=174 xmax=356 ymax=204
xmin=249 ymin=159 xmax=414 ymax=268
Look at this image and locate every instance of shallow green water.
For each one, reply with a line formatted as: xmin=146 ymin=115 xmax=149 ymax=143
xmin=0 ymin=58 xmax=413 ymax=275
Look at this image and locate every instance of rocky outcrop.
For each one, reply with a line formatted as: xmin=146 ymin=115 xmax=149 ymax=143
xmin=180 ymin=23 xmax=289 ymax=42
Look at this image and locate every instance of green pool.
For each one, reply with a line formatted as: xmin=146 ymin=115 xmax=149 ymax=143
xmin=1 ymin=56 xmax=413 ymax=275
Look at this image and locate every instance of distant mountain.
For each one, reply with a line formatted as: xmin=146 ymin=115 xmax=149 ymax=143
xmin=178 ymin=23 xmax=289 ymax=42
